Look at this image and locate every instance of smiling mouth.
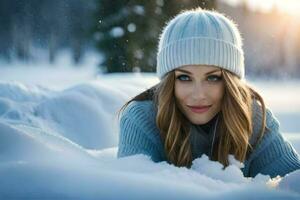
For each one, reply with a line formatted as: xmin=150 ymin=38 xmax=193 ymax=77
xmin=187 ymin=105 xmax=211 ymax=113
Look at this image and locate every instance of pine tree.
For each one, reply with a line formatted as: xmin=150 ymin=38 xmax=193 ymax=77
xmin=93 ymin=0 xmax=216 ymax=73
xmin=93 ymin=0 xmax=161 ymax=73
xmin=93 ymin=0 xmax=129 ymax=72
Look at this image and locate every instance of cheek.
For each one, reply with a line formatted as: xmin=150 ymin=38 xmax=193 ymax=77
xmin=174 ymin=83 xmax=190 ymax=103
xmin=211 ymin=85 xmax=225 ymax=104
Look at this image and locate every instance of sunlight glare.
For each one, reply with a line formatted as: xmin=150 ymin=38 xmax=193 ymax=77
xmin=275 ymin=0 xmax=300 ymax=16
xmin=221 ymin=0 xmax=300 ymax=17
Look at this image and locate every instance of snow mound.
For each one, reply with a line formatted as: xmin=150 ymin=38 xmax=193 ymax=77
xmin=0 ymin=74 xmax=300 ymax=199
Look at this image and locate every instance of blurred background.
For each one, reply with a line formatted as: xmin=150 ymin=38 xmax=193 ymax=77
xmin=0 ymin=0 xmax=300 ymax=78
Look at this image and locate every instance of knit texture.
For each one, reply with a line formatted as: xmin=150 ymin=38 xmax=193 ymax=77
xmin=157 ymin=9 xmax=244 ymax=79
xmin=117 ymin=100 xmax=300 ymax=178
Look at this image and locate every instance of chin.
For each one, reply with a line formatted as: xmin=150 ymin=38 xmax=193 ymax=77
xmin=186 ymin=111 xmax=217 ymax=125
xmin=188 ymin=116 xmax=211 ymax=125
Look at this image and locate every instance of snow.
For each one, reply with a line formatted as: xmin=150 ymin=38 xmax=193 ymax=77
xmin=0 ymin=63 xmax=300 ymax=199
xmin=110 ymin=27 xmax=125 ymax=38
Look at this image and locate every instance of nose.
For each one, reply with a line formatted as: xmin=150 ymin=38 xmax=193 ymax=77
xmin=191 ymin=83 xmax=207 ymax=101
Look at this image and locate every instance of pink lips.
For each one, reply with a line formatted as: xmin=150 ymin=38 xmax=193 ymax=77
xmin=187 ymin=105 xmax=211 ymax=113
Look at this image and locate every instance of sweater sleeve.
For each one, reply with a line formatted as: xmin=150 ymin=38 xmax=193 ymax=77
xmin=247 ymin=108 xmax=300 ymax=178
xmin=117 ymin=101 xmax=165 ymax=162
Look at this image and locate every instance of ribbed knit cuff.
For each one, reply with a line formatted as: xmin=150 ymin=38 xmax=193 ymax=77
xmin=157 ymin=37 xmax=244 ymax=79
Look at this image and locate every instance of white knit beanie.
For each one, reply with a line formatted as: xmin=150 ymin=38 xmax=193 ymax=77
xmin=156 ymin=8 xmax=244 ymax=79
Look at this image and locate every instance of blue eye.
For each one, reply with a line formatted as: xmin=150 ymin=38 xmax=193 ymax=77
xmin=207 ymin=75 xmax=222 ymax=82
xmin=176 ymin=74 xmax=191 ymax=81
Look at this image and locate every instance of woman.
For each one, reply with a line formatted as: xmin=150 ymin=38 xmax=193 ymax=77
xmin=117 ymin=7 xmax=300 ymax=178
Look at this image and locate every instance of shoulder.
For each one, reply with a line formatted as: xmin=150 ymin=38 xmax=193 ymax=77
xmin=118 ymin=100 xmax=166 ymax=161
xmin=120 ymin=100 xmax=157 ymax=129
xmin=249 ymin=100 xmax=290 ymax=160
xmin=120 ymin=100 xmax=161 ymax=145
xmin=121 ymin=100 xmax=156 ymax=119
xmin=250 ymin=100 xmax=280 ymax=146
xmin=252 ymin=99 xmax=280 ymax=131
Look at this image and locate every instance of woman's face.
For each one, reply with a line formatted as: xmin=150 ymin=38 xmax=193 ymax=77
xmin=174 ymin=65 xmax=225 ymax=125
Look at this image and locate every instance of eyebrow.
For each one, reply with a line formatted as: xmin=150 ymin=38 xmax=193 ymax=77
xmin=175 ymin=69 xmax=221 ymax=75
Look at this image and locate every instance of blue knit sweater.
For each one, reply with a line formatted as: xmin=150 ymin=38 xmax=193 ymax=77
xmin=117 ymin=100 xmax=300 ymax=178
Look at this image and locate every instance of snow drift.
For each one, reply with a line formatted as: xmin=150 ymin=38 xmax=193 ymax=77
xmin=0 ymin=71 xmax=300 ymax=199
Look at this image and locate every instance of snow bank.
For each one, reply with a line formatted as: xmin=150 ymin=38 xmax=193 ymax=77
xmin=0 ymin=71 xmax=300 ymax=199
xmin=0 ymin=120 xmax=299 ymax=199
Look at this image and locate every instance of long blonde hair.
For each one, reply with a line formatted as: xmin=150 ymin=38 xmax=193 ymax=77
xmin=119 ymin=69 xmax=267 ymax=168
